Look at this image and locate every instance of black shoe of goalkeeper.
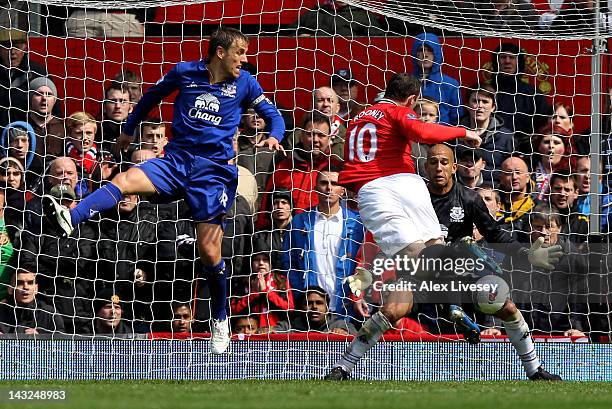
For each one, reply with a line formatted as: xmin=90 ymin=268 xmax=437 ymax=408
xmin=528 ymin=366 xmax=562 ymax=381
xmin=324 ymin=367 xmax=349 ymax=381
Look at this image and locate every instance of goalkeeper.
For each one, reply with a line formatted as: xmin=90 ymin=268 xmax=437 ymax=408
xmin=42 ymin=27 xmax=286 ymax=354
xmin=326 ymin=143 xmax=563 ymax=381
xmin=423 ymin=144 xmax=562 ymax=380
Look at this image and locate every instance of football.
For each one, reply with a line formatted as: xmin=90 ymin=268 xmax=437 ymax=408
xmin=473 ymin=275 xmax=510 ymax=314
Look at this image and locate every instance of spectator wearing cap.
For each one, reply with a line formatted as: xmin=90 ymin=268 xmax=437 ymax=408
xmin=0 ymin=268 xmax=65 ymax=334
xmin=456 ymin=148 xmax=486 ymax=189
xmin=27 ymin=77 xmax=65 ymax=157
xmin=230 ymin=245 xmax=294 ymax=330
xmin=491 ymin=43 xmax=551 ymax=151
xmin=312 ymin=86 xmax=346 ymax=160
xmin=287 ymin=1 xmax=385 ymax=37
xmin=331 ymin=69 xmax=364 ymax=122
xmin=0 ymin=29 xmax=51 ymax=127
xmin=1 ymin=121 xmax=42 ymax=188
xmin=457 ymin=85 xmax=514 ymax=184
xmin=283 ymin=168 xmax=364 ymax=317
xmin=272 ymin=286 xmax=357 ymax=335
xmin=1 ymin=76 xmax=66 ymax=158
xmin=91 ymin=288 xmax=133 ymax=336
xmin=23 ymin=156 xmax=79 ymax=236
xmin=253 ymin=188 xmax=293 ymax=271
xmin=259 ymin=111 xmax=343 ymax=225
xmin=411 ymin=33 xmax=463 ymax=126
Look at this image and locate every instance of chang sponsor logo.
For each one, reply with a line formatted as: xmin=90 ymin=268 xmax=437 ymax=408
xmin=194 ymin=93 xmax=220 ymax=112
xmin=189 ymin=93 xmax=223 ymax=125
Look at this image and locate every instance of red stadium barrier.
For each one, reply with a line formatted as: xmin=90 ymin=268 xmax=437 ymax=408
xmin=27 ymin=36 xmax=597 ymax=133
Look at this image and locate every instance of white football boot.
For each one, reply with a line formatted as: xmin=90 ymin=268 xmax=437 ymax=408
xmin=210 ymin=318 xmax=231 ymax=354
xmin=42 ymin=194 xmax=74 ymax=237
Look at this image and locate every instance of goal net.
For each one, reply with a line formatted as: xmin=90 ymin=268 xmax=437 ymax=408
xmin=0 ymin=0 xmax=611 ymax=381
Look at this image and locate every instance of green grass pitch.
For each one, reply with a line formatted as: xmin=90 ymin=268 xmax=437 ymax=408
xmin=0 ymin=380 xmax=611 ymax=409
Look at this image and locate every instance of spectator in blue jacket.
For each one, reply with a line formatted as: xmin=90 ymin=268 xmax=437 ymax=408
xmin=284 ymin=167 xmax=364 ymax=317
xmin=411 ymin=32 xmax=463 ymax=126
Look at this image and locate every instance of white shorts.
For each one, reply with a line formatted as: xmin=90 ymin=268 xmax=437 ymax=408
xmin=358 ymin=173 xmax=443 ymax=257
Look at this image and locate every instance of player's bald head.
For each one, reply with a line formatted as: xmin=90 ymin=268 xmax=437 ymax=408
xmin=427 ymin=144 xmax=455 ymax=162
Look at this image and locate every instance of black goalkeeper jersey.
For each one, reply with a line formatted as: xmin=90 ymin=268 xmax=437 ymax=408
xmin=429 ymin=181 xmax=525 ymax=256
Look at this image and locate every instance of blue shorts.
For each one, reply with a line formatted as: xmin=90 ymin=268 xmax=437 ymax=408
xmin=134 ymin=149 xmax=238 ymax=224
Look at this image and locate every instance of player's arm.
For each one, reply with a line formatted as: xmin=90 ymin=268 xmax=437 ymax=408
xmin=246 ymin=77 xmax=286 ymax=154
xmin=116 ymin=65 xmax=183 ymax=152
xmin=400 ymin=114 xmax=481 ymax=147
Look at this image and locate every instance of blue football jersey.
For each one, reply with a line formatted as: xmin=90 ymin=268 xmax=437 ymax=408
xmin=124 ymin=60 xmax=285 ymax=161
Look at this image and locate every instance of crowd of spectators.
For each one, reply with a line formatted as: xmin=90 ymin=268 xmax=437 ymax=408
xmin=0 ymin=15 xmax=611 ymax=340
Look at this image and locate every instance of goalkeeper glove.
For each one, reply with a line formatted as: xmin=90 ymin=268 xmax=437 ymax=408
xmin=345 ymin=267 xmax=373 ymax=298
xmin=528 ymin=237 xmax=563 ymax=270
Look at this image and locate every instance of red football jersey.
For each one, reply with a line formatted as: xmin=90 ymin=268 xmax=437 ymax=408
xmin=339 ymin=100 xmax=467 ymax=192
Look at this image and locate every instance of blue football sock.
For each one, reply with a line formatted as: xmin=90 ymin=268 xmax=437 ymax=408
xmin=204 ymin=259 xmax=228 ymax=321
xmin=69 ymin=183 xmax=123 ymax=226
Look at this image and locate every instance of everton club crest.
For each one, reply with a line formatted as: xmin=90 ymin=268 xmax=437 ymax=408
xmin=221 ymin=82 xmax=237 ymax=98
xmin=449 ymin=206 xmax=464 ymax=222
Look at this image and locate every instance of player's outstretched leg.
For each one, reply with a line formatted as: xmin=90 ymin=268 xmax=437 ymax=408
xmin=43 ymin=167 xmax=156 ymax=237
xmin=43 ymin=182 xmax=123 ymax=237
xmin=325 ymin=289 xmax=410 ymax=380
